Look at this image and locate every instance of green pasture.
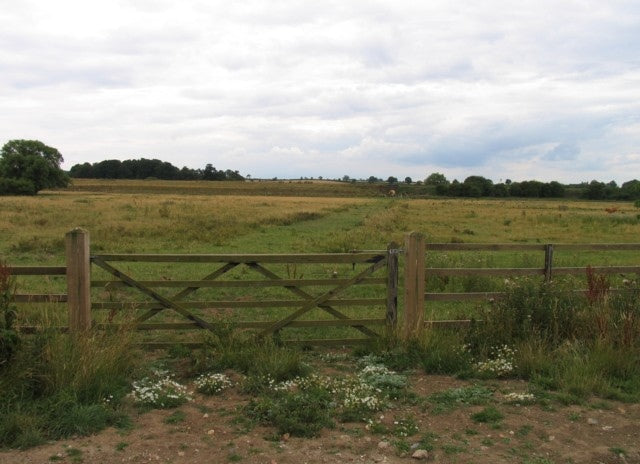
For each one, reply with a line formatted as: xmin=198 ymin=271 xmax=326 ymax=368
xmin=1 ymin=181 xmax=639 ymax=341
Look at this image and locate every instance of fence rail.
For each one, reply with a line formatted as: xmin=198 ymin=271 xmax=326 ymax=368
xmin=406 ymin=236 xmax=640 ymax=331
xmin=7 ymin=229 xmax=640 ymax=344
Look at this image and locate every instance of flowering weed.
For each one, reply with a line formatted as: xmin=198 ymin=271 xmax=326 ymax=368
xmin=194 ymin=373 xmax=233 ymax=395
xmin=474 ymin=345 xmax=516 ymax=378
xmin=130 ymin=370 xmax=192 ymax=409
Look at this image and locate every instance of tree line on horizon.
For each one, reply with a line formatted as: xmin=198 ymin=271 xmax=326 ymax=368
xmin=419 ymin=172 xmax=640 ymax=200
xmin=69 ymin=158 xmax=244 ymax=181
xmin=1 ymin=139 xmax=639 ymax=201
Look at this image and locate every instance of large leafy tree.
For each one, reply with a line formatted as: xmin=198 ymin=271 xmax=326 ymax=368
xmin=0 ymin=140 xmax=69 ymax=195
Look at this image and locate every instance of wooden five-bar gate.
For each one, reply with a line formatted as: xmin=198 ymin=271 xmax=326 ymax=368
xmin=8 ymin=229 xmax=640 ymax=346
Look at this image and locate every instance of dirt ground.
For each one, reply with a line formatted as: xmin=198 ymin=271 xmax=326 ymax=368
xmin=1 ymin=370 xmax=639 ymax=464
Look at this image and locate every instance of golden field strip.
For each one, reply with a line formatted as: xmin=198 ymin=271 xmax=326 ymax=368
xmin=2 ymin=179 xmax=639 ymax=260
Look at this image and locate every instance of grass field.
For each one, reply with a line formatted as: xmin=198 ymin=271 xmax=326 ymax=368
xmin=2 ymin=179 xmax=639 ymax=339
xmin=2 ymin=179 xmax=640 ymax=453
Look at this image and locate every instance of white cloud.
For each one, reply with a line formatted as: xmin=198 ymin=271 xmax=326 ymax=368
xmin=1 ymin=0 xmax=639 ymax=182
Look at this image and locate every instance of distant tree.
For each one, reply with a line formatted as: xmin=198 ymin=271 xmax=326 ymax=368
xmin=543 ymin=181 xmax=565 ymax=198
xmin=620 ymin=179 xmax=640 ymax=200
xmin=518 ymin=180 xmax=544 ymax=197
xmin=492 ymin=183 xmax=509 ymax=197
xmin=0 ymin=139 xmax=69 ymax=195
xmin=462 ymin=175 xmax=493 ymax=196
xmin=425 ymin=172 xmax=449 ymax=186
xmin=584 ymin=180 xmax=606 ymax=200
xmin=342 ymin=175 xmax=350 ymax=182
xmin=404 ymin=176 xmax=412 ymax=184
xmin=387 ymin=176 xmax=398 ymax=184
xmin=69 ymin=162 xmax=94 ymax=178
xmin=367 ymin=176 xmax=378 ymax=183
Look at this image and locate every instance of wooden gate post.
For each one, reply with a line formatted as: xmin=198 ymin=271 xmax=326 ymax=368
xmin=403 ymin=232 xmax=425 ymax=340
xmin=386 ymin=242 xmax=400 ymax=328
xmin=66 ymin=228 xmax=91 ymax=331
xmin=544 ymin=244 xmax=554 ymax=283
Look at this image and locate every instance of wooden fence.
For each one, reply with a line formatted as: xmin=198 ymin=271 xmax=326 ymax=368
xmin=401 ymin=232 xmax=640 ymax=335
xmin=7 ymin=229 xmax=640 ymax=345
xmin=10 ymin=229 xmax=399 ymax=347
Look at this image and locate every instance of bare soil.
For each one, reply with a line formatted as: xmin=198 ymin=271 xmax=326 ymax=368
xmin=1 ymin=368 xmax=639 ymax=464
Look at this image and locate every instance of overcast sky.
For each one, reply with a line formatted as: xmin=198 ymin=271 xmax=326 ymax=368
xmin=1 ymin=1 xmax=639 ymax=183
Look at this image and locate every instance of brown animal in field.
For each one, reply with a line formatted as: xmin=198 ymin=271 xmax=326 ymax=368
xmin=388 ymin=189 xmax=396 ymax=197
xmin=605 ymin=207 xmax=619 ymax=214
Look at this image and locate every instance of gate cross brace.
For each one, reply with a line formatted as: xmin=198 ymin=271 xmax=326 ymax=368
xmin=247 ymin=262 xmax=379 ymax=338
xmin=256 ymin=257 xmax=387 ymax=337
xmin=134 ymin=262 xmax=238 ymax=323
xmin=92 ymin=256 xmax=215 ymax=330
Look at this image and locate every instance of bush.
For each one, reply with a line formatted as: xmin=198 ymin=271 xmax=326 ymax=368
xmin=0 ymin=177 xmax=37 ymax=195
xmin=465 ymin=278 xmax=583 ymax=353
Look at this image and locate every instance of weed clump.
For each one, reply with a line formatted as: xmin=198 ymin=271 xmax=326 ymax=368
xmin=0 ymin=261 xmax=19 ymax=368
xmin=0 ymin=317 xmax=137 ymax=448
xmin=466 ymin=272 xmax=640 ymax=400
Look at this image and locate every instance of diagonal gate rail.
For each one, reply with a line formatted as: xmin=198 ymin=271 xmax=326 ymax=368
xmin=90 ymin=249 xmax=399 ymax=346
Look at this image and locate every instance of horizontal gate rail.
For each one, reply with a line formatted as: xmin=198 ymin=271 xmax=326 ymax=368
xmin=89 ymin=245 xmax=393 ymax=344
xmin=92 ymin=253 xmax=384 ymax=263
xmin=90 ymin=277 xmax=386 ymax=288
xmin=7 ymin=266 xmax=66 ymax=275
xmin=92 ymin=298 xmax=387 ymax=310
xmin=94 ymin=318 xmax=387 ymax=330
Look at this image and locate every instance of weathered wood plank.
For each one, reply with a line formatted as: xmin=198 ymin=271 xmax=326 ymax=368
xmin=95 ymin=318 xmax=387 ymax=331
xmin=426 ymin=268 xmax=544 ymax=276
xmin=92 ymin=298 xmax=387 ymax=310
xmin=386 ymin=243 xmax=400 ymax=327
xmin=426 ymin=243 xmax=640 ymax=252
xmin=18 ymin=326 xmax=68 ymax=333
xmin=13 ymin=294 xmax=67 ymax=303
xmin=552 ymin=266 xmax=640 ymax=275
xmin=426 ymin=288 xmax=637 ymax=302
xmin=7 ymin=266 xmax=66 ymax=275
xmin=92 ymin=253 xmax=385 ymax=264
xmin=426 ymin=266 xmax=640 ymax=277
xmin=90 ymin=277 xmax=386 ymax=288
xmin=425 ymin=292 xmax=505 ymax=301
xmin=66 ymin=228 xmax=92 ymax=332
xmin=137 ymin=338 xmax=373 ymax=349
xmin=553 ymin=244 xmax=640 ymax=251
xmin=426 ymin=243 xmax=547 ymax=251
xmin=404 ymin=232 xmax=425 ymax=339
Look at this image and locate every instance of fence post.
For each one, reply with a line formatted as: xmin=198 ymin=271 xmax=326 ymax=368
xmin=386 ymin=242 xmax=399 ymax=328
xmin=544 ymin=244 xmax=554 ymax=283
xmin=66 ymin=228 xmax=91 ymax=331
xmin=403 ymin=232 xmax=425 ymax=340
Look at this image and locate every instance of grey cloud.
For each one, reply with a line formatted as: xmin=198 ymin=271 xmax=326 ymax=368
xmin=543 ymin=143 xmax=580 ymax=161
